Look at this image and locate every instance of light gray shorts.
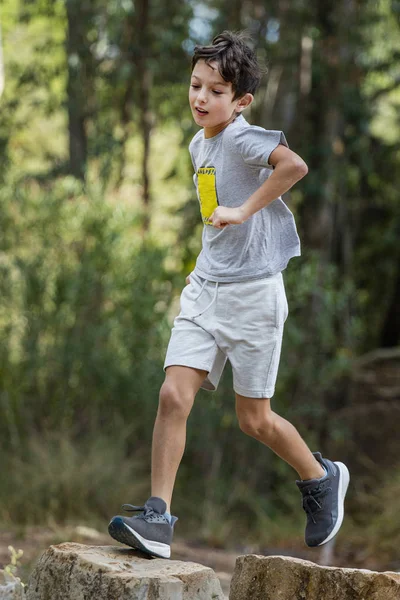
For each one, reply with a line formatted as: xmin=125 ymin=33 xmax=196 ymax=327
xmin=163 ymin=270 xmax=289 ymax=398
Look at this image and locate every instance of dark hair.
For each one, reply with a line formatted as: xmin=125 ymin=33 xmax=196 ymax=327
xmin=191 ymin=30 xmax=262 ymax=101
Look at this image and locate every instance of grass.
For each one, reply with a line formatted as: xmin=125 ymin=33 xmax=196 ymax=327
xmin=0 ymin=426 xmax=150 ymax=528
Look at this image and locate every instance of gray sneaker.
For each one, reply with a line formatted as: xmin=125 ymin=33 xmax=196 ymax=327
xmin=108 ymin=496 xmax=178 ymax=559
xmin=296 ymin=452 xmax=350 ymax=547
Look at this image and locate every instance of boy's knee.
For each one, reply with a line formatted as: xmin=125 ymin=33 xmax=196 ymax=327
xmin=159 ymin=381 xmax=194 ymax=418
xmin=238 ymin=411 xmax=276 ymax=440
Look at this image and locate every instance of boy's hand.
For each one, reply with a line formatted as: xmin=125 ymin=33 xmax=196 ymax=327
xmin=185 ymin=274 xmax=191 ymax=285
xmin=210 ymin=206 xmax=246 ymax=229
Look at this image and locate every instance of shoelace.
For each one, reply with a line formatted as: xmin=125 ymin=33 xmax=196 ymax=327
xmin=122 ymin=503 xmax=157 ymax=519
xmin=302 ymin=485 xmax=331 ymax=524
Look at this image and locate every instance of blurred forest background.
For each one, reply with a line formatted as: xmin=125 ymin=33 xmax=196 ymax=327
xmin=1 ymin=0 xmax=400 ymax=573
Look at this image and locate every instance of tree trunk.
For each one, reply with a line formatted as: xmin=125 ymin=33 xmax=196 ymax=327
xmin=299 ymin=0 xmax=341 ymax=257
xmin=121 ymin=0 xmax=152 ymax=234
xmin=380 ymin=255 xmax=400 ymax=347
xmin=136 ymin=0 xmax=152 ymax=234
xmin=65 ymin=0 xmax=89 ymax=181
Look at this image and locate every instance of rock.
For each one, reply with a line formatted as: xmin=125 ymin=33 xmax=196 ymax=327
xmin=0 ymin=570 xmax=25 ymax=599
xmin=229 ymin=555 xmax=400 ymax=600
xmin=25 ymin=543 xmax=224 ymax=600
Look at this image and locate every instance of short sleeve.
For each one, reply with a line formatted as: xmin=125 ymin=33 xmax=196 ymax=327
xmin=234 ymin=126 xmax=289 ymax=168
xmin=188 ymin=145 xmax=198 ymax=190
xmin=188 ymin=146 xmax=196 ymax=172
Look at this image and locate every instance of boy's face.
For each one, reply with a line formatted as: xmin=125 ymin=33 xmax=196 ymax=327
xmin=189 ymin=59 xmax=252 ymax=136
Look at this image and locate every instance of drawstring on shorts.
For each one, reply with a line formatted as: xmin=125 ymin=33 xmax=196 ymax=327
xmin=189 ymin=278 xmax=219 ymax=320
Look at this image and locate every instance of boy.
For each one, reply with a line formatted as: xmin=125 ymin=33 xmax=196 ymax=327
xmin=108 ymin=30 xmax=350 ymax=559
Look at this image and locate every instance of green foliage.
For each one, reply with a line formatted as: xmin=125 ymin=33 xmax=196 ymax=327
xmin=4 ymin=546 xmax=24 ymax=583
xmin=0 ymin=0 xmax=67 ymax=177
xmin=0 ymin=176 xmax=173 ymax=444
xmin=279 ymin=252 xmax=360 ymax=416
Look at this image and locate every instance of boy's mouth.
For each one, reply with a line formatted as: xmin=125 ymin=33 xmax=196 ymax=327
xmin=195 ymin=107 xmax=208 ymax=116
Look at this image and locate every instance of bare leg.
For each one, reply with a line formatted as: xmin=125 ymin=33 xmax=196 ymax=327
xmin=235 ymin=393 xmax=325 ymax=481
xmin=151 ymin=366 xmax=208 ymax=513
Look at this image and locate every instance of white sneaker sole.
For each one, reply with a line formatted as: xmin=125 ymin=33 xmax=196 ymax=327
xmin=123 ymin=522 xmax=171 ymax=558
xmin=318 ymin=461 xmax=350 ymax=546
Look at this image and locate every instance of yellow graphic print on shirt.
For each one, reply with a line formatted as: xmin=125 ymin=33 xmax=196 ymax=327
xmin=197 ymin=166 xmax=219 ymax=225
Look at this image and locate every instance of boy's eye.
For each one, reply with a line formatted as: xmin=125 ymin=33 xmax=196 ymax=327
xmin=190 ymin=84 xmax=222 ymax=95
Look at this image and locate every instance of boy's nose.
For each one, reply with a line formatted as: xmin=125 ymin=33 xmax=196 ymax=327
xmin=197 ymin=89 xmax=207 ymax=103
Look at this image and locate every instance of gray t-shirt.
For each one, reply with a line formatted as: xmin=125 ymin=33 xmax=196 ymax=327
xmin=189 ymin=114 xmax=301 ymax=282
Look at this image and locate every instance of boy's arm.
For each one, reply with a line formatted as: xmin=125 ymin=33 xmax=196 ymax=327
xmin=240 ymin=145 xmax=308 ymax=221
xmin=210 ymin=145 xmax=308 ymax=228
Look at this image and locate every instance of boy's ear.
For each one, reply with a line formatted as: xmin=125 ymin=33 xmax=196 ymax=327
xmin=235 ymin=93 xmax=254 ymax=112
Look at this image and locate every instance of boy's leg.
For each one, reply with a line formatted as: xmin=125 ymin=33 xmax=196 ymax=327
xmin=108 ymin=365 xmax=208 ymax=558
xmin=235 ymin=393 xmax=350 ymax=547
xmin=151 ymin=365 xmax=208 ymax=512
xmin=235 ymin=393 xmax=324 ymax=480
